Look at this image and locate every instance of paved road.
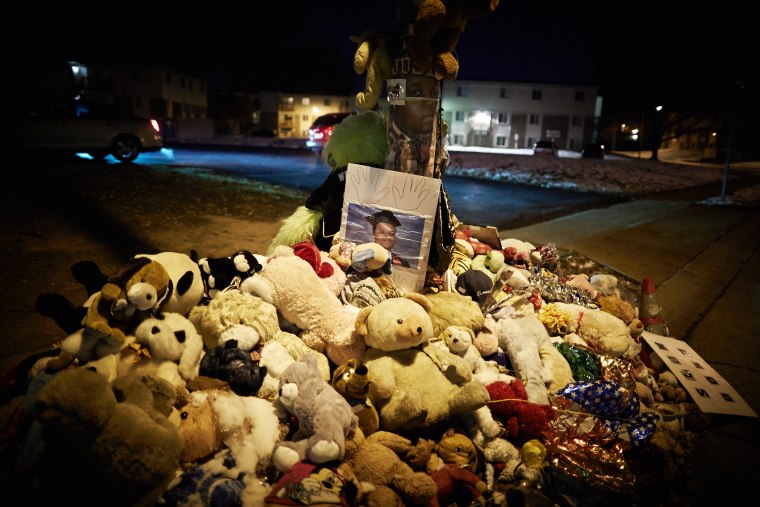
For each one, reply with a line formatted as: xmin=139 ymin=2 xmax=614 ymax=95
xmin=133 ymin=146 xmax=624 ymax=231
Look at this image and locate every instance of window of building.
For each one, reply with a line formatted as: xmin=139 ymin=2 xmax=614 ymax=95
xmin=527 ymin=137 xmax=535 ymax=147
xmin=302 ymin=97 xmax=310 ymax=106
xmin=500 ymin=87 xmax=511 ymax=99
xmin=457 ymin=85 xmax=468 ymax=97
xmin=455 ymin=111 xmax=465 ymax=122
xmin=570 ymin=138 xmax=578 ymax=149
xmin=150 ymin=97 xmax=167 ymax=117
xmin=496 ymin=136 xmax=507 ymax=146
xmin=529 ymin=114 xmax=540 ymax=124
xmin=571 ymin=115 xmax=581 ymax=126
xmin=497 ymin=112 xmax=509 ymax=124
xmin=172 ymin=100 xmax=182 ymax=117
xmin=574 ymin=91 xmax=585 ymax=102
xmin=165 ymin=72 xmax=172 ymax=85
xmin=324 ymin=98 xmax=332 ymax=106
xmin=453 ymin=134 xmax=464 ymax=145
xmin=302 ymin=114 xmax=309 ymax=121
xmin=532 ymin=89 xmax=542 ymax=100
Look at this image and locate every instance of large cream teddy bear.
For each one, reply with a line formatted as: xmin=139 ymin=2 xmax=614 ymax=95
xmin=241 ymin=245 xmax=363 ymax=367
xmin=355 ymin=293 xmax=490 ymax=433
xmin=550 ymin=302 xmax=642 ymax=359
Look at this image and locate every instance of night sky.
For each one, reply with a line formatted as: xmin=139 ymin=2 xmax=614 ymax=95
xmin=8 ymin=1 xmax=756 ymax=125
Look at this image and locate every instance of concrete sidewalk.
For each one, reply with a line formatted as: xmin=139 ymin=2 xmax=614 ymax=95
xmin=508 ymin=197 xmax=760 ymax=505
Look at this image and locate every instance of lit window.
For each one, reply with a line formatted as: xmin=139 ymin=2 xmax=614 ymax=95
xmin=302 ymin=97 xmax=310 ymax=106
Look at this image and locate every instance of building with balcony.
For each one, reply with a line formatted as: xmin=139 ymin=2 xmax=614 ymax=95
xmin=210 ymin=91 xmax=353 ymax=138
xmin=211 ymin=80 xmax=599 ymax=150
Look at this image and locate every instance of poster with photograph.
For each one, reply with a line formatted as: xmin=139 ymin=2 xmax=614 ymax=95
xmin=641 ymin=331 xmax=758 ymax=417
xmin=341 ymin=163 xmax=442 ymax=293
xmin=385 ymin=74 xmax=440 ymax=178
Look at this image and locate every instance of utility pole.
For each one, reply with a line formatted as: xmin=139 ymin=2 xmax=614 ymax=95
xmin=720 ymin=81 xmax=744 ymax=201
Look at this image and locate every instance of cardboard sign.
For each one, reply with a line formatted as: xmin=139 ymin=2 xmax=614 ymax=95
xmin=340 ymin=163 xmax=441 ymax=293
xmin=642 ymin=331 xmax=758 ymax=418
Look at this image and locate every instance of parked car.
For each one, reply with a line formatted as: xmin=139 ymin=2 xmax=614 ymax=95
xmin=305 ymin=112 xmax=352 ymax=153
xmin=0 ymin=99 xmax=163 ymax=162
xmin=533 ymin=139 xmax=558 ymax=157
xmin=582 ymin=142 xmax=606 ymax=159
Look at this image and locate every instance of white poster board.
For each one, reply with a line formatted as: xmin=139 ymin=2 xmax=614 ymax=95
xmin=340 ymin=163 xmax=441 ymax=293
xmin=642 ymin=331 xmax=758 ymax=418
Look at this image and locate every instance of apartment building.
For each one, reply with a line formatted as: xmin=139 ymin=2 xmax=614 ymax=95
xmin=213 ymin=80 xmax=599 ymax=150
xmin=68 ymin=61 xmax=211 ymax=140
xmin=211 ymin=91 xmax=353 ymax=138
xmin=441 ymin=80 xmax=601 ymax=150
xmin=49 ymin=61 xmax=600 ymax=147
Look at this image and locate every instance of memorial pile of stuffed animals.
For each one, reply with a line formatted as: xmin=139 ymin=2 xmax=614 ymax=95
xmin=0 ymin=2 xmax=709 ymax=505
xmin=0 ymin=220 xmax=702 ymax=506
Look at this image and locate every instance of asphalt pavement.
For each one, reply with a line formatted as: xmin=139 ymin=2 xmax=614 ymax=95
xmin=508 ymin=184 xmax=760 ymax=505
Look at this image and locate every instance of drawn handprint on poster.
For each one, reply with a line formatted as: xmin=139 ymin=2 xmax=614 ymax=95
xmin=341 ymin=163 xmax=441 ymax=292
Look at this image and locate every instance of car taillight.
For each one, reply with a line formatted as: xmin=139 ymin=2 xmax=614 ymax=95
xmin=150 ymin=119 xmax=160 ymax=133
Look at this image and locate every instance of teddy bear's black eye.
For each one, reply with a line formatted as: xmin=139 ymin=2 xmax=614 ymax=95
xmin=455 ymin=446 xmax=463 ymax=454
xmin=181 ymin=411 xmax=189 ymax=420
xmin=397 ymin=319 xmax=403 ymax=324
xmin=152 ymin=326 xmax=160 ymax=334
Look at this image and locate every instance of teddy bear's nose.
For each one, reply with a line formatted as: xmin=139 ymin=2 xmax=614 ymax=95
xmin=416 ymin=326 xmax=422 ymax=334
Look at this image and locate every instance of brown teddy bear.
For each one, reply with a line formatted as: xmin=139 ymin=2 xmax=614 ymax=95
xmin=30 ymin=368 xmax=183 ymax=506
xmin=331 ymin=358 xmax=380 ymax=436
xmin=399 ymin=0 xmax=501 ymax=80
xmin=337 ymin=426 xmax=438 ymax=506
